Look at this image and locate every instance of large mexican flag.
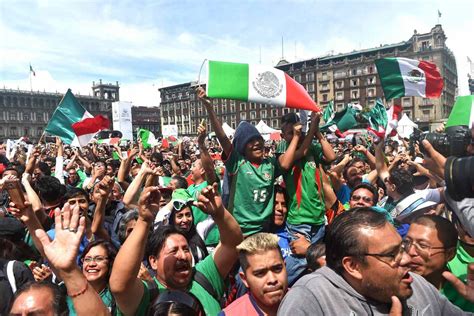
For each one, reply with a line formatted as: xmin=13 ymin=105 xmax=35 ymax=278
xmin=375 ymin=57 xmax=443 ymax=100
xmin=446 ymin=95 xmax=474 ymax=128
xmin=206 ymin=60 xmax=321 ymax=112
xmin=45 ymin=89 xmax=93 ymax=145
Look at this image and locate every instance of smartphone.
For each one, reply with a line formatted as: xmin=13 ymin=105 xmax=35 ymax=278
xmin=4 ymin=179 xmax=25 ymax=208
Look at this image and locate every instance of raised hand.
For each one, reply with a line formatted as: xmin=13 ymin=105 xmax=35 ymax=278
xmin=97 ymin=175 xmax=114 ymax=199
xmin=8 ymin=201 xmax=34 ymax=223
xmin=196 ymin=86 xmax=211 ymax=106
xmin=197 ymin=121 xmax=207 ymax=145
xmin=138 ymin=186 xmax=161 ymax=223
xmin=35 ymin=203 xmax=85 ymax=272
xmin=442 ymin=263 xmax=474 ymax=303
xmin=31 ymin=262 xmax=52 ymax=282
xmin=195 ymin=182 xmax=224 ymax=218
xmin=293 ymin=122 xmax=303 ymax=138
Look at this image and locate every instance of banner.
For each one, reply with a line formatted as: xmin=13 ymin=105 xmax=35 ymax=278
xmin=162 ymin=124 xmax=178 ymax=138
xmin=112 ymin=101 xmax=133 ymax=140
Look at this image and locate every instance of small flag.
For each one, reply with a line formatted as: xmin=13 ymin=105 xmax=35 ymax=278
xmin=29 ymin=64 xmax=36 ymax=76
xmin=206 ymin=60 xmax=321 ymax=112
xmin=320 ymin=106 xmax=359 ymax=134
xmin=438 ymin=10 xmax=441 ymax=18
xmin=322 ymin=100 xmax=335 ymax=123
xmin=45 ymin=89 xmax=93 ymax=144
xmin=72 ymin=115 xmax=110 ymax=147
xmin=138 ymin=128 xmax=157 ymax=149
xmin=375 ymin=57 xmax=443 ymax=100
xmin=446 ymin=95 xmax=474 ymax=129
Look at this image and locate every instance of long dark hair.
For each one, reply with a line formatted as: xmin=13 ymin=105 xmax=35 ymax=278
xmin=168 ymin=207 xmax=208 ymax=263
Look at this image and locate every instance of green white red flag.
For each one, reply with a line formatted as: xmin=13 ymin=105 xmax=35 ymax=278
xmin=72 ymin=115 xmax=110 ymax=147
xmin=206 ymin=60 xmax=321 ymax=112
xmin=375 ymin=57 xmax=443 ymax=100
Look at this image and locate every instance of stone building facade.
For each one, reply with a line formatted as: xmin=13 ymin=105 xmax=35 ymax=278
xmin=159 ymin=24 xmax=457 ymax=135
xmin=0 ymin=80 xmax=161 ymax=142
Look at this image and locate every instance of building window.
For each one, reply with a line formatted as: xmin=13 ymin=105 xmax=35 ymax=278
xmin=306 ymin=72 xmax=314 ymax=82
xmin=231 ymin=122 xmax=236 ymax=129
xmin=272 ymin=119 xmax=279 ymax=129
xmin=10 ymin=127 xmax=17 ymax=137
xmin=250 ymin=111 xmax=256 ymax=120
xmin=335 ymin=70 xmax=346 ymax=79
xmin=294 ymin=74 xmax=301 ymax=82
xmin=230 ymin=99 xmax=236 ymax=106
xmin=240 ymin=103 xmax=246 ymax=111
xmin=351 ymin=90 xmax=359 ymax=99
xmin=336 ymin=92 xmax=344 ymax=100
xmin=368 ymin=65 xmax=375 ymax=74
xmin=307 ymin=83 xmax=315 ymax=92
xmin=351 ymin=79 xmax=359 ymax=87
xmin=321 ymin=72 xmax=328 ymax=81
xmin=335 ymin=80 xmax=344 ymax=89
xmin=310 ymin=93 xmax=316 ymax=100
xmin=240 ymin=112 xmax=247 ymax=120
xmin=367 ymin=88 xmax=376 ymax=97
xmin=322 ymin=94 xmax=328 ymax=102
xmin=260 ymin=110 xmax=267 ymax=118
xmin=367 ymin=76 xmax=376 ymax=85
xmin=422 ymin=109 xmax=430 ymax=119
xmin=336 ymin=103 xmax=344 ymax=111
xmin=272 ymin=109 xmax=278 ymax=116
xmin=351 ymin=69 xmax=357 ymax=76
xmin=230 ymin=104 xmax=235 ymax=112
xmin=402 ymin=97 xmax=411 ymax=107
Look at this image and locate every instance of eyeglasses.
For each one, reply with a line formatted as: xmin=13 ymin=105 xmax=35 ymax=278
xmin=362 ymin=240 xmax=411 ymax=267
xmin=81 ymin=256 xmax=109 ymax=264
xmin=350 ymin=195 xmax=373 ymax=203
xmin=403 ymin=238 xmax=448 ymax=258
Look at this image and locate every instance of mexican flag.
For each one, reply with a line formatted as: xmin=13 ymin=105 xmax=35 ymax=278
xmin=206 ymin=60 xmax=321 ymax=112
xmin=322 ymin=100 xmax=335 ymax=124
xmin=71 ymin=115 xmax=110 ymax=147
xmin=375 ymin=57 xmax=443 ymax=100
xmin=138 ymin=128 xmax=157 ymax=149
xmin=320 ymin=105 xmax=359 ymax=136
xmin=45 ymin=89 xmax=93 ymax=145
xmin=367 ymin=103 xmax=402 ymax=138
xmin=446 ymin=95 xmax=474 ymax=128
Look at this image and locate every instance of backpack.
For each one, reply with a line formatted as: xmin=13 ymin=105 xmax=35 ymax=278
xmin=0 ymin=260 xmax=18 ymax=293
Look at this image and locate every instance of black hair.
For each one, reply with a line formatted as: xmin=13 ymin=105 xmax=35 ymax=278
xmin=171 ymin=176 xmax=188 ymax=190
xmin=64 ymin=187 xmax=90 ymax=203
xmin=146 ymin=225 xmax=187 ymax=263
xmin=118 ymin=210 xmax=139 ymax=244
xmin=149 ymin=290 xmax=204 ymax=316
xmin=79 ymin=239 xmax=118 ymax=280
xmin=389 ymin=168 xmax=414 ymax=195
xmin=9 ymin=282 xmax=68 ymax=315
xmin=37 ymin=162 xmax=51 ymax=176
xmin=325 ymin=208 xmax=387 ymax=275
xmin=306 ymin=241 xmax=326 ymax=272
xmin=350 ymin=182 xmax=379 ymax=204
xmin=342 ymin=157 xmax=364 ymax=181
xmin=151 ymin=152 xmax=163 ymax=164
xmin=281 ymin=112 xmax=300 ymax=126
xmin=2 ymin=167 xmax=19 ymax=177
xmin=412 ymin=215 xmax=458 ymax=249
xmin=35 ymin=176 xmax=65 ymax=203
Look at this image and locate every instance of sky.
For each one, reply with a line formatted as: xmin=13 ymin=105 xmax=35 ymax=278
xmin=1 ymin=0 xmax=473 ymax=107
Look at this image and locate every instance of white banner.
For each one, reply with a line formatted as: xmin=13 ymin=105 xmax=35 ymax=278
xmin=162 ymin=124 xmax=178 ymax=138
xmin=112 ymin=101 xmax=134 ymax=140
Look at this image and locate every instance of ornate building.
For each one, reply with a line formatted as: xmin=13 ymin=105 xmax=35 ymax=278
xmin=0 ymin=80 xmax=161 ymax=142
xmin=159 ymin=24 xmax=457 ymax=135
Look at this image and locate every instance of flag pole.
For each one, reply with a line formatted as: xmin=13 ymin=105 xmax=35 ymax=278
xmin=29 ymin=68 xmax=32 ymax=91
xmin=38 ymin=132 xmax=45 ymax=145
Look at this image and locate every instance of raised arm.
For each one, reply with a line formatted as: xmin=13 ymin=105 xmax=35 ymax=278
xmin=313 ymin=113 xmax=336 ymax=163
xmin=110 ymin=186 xmax=161 ymax=316
xmin=21 ymin=173 xmax=48 ymax=226
xmin=35 ymin=205 xmax=110 ymax=316
xmin=90 ymin=176 xmax=114 ymax=240
xmin=375 ymin=139 xmax=389 ymax=182
xmin=195 ymin=183 xmax=243 ymax=278
xmin=197 ymin=122 xmax=218 ymax=185
xmin=353 ymin=144 xmax=376 ymax=170
xmin=196 ymin=87 xmax=232 ymax=157
xmin=55 ymin=137 xmax=65 ymax=184
xmin=122 ymin=161 xmax=158 ymax=208
xmin=278 ymin=122 xmax=303 ymax=171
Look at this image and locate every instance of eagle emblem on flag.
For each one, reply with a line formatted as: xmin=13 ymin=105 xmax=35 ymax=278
xmin=406 ymin=69 xmax=424 ymax=83
xmin=252 ymin=71 xmax=283 ymax=99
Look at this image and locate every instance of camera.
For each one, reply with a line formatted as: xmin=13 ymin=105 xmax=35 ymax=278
xmin=445 ymin=155 xmax=474 ymax=200
xmin=411 ymin=125 xmax=472 ymax=157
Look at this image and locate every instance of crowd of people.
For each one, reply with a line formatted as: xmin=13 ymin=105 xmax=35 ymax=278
xmin=0 ymin=87 xmax=473 ymax=315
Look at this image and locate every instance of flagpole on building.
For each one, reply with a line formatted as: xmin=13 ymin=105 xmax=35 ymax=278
xmin=29 ymin=69 xmax=32 ymax=91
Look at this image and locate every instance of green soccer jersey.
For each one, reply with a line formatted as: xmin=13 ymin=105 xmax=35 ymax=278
xmin=441 ymin=242 xmax=474 ymax=312
xmin=276 ymin=141 xmax=326 ymax=226
xmin=117 ymin=255 xmax=225 ymax=316
xmin=187 ymin=181 xmax=220 ymax=246
xmin=225 ymin=149 xmax=278 ymax=236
